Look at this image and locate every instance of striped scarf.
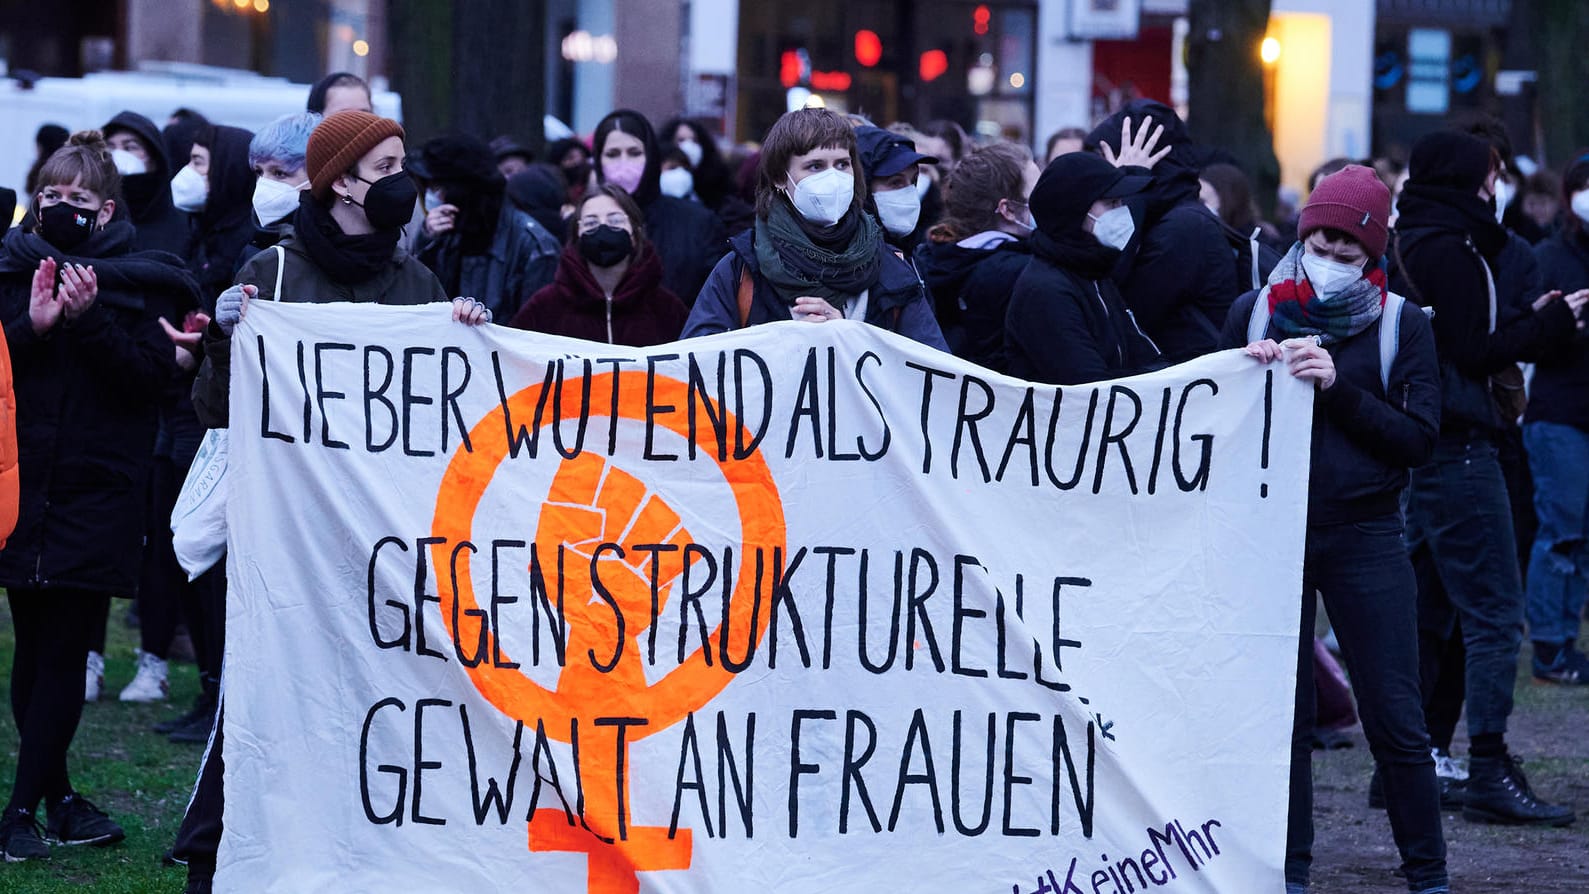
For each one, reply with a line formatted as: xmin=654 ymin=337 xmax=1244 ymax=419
xmin=1265 ymin=243 xmax=1386 ymax=345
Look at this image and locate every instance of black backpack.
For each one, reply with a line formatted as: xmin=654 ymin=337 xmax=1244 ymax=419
xmin=1221 ymin=218 xmax=1283 ymax=292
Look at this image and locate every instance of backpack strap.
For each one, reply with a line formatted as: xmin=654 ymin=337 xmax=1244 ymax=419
xmin=735 ymin=262 xmax=754 ymax=329
xmin=1245 ymin=286 xmax=1273 ymax=343
xmin=1249 ymin=228 xmax=1263 ymax=291
xmin=1378 ymin=292 xmax=1406 ymax=395
xmin=271 ymin=244 xmax=285 ymax=301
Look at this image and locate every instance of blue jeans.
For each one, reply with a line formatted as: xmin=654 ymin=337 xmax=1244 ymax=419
xmin=1405 ymin=438 xmax=1524 ymax=737
xmin=1523 ymin=421 xmax=1589 ymax=649
xmin=1287 ymin=515 xmax=1447 ymax=891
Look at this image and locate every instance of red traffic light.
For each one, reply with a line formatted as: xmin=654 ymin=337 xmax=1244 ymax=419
xmin=855 ymin=30 xmax=882 ymax=68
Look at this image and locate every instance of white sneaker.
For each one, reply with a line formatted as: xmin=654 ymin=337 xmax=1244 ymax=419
xmin=118 ymin=651 xmax=169 ymax=702
xmin=84 ymin=651 xmax=105 ymax=703
xmin=1433 ymin=748 xmax=1469 ymax=782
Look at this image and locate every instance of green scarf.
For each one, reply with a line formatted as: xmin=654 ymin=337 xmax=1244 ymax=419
xmin=753 ymin=198 xmax=881 ymax=309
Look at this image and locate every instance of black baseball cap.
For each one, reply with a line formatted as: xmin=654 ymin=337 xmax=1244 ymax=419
xmin=855 ymin=125 xmax=939 ymax=179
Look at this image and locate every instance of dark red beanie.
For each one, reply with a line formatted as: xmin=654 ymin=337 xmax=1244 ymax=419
xmin=1298 ymin=164 xmax=1391 ymax=258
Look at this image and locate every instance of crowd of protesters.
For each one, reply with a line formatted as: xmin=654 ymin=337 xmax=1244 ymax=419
xmin=0 ymin=67 xmax=1581 ymax=894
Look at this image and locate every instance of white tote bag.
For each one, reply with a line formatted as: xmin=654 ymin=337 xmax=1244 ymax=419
xmin=171 ymin=245 xmax=283 ymax=580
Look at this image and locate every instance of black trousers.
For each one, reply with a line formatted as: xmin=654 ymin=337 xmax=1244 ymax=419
xmin=1288 ymin=516 xmax=1447 ymax=891
xmin=6 ymin=591 xmax=108 ymax=812
xmin=138 ymin=456 xmax=193 ymax=659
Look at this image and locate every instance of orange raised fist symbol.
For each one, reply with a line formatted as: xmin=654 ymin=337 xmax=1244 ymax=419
xmin=433 ymin=369 xmax=786 ymax=893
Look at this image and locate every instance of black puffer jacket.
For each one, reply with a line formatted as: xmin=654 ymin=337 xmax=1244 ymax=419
xmin=918 ymin=233 xmax=1032 ymax=372
xmin=0 ymin=223 xmax=196 ymax=594
xmin=1088 ymin=100 xmax=1239 ymax=363
xmin=1527 ymin=229 xmax=1589 ymax=432
xmin=103 ymin=111 xmax=190 ymax=256
xmin=1222 ymin=288 xmax=1441 ymax=525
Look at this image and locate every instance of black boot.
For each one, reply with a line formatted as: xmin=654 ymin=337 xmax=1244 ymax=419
xmin=1462 ymin=752 xmax=1575 ymax=826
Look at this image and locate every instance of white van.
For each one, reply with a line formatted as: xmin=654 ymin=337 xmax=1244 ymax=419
xmin=2 ymin=62 xmax=401 ymax=204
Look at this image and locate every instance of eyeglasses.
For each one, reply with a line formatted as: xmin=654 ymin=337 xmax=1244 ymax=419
xmin=578 ymin=212 xmax=629 ymax=230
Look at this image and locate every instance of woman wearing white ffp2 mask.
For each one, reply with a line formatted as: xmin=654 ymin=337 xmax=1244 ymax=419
xmin=677 ymin=108 xmax=946 ymax=348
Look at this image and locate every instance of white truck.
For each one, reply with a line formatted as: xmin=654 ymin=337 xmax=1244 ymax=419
xmin=1 ymin=62 xmax=401 ymax=215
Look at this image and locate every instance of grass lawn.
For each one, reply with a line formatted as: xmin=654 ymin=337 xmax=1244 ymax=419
xmin=0 ymin=600 xmax=196 ymax=894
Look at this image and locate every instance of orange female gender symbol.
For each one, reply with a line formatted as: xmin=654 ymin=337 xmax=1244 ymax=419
xmin=430 ymin=368 xmax=787 ymax=892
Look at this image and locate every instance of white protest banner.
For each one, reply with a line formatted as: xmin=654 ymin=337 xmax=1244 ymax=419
xmin=219 ymin=302 xmax=1312 ymax=893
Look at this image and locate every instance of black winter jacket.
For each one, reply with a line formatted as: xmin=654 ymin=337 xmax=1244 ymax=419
xmin=186 ymin=125 xmax=258 ymax=301
xmin=1004 ymin=254 xmax=1162 ymax=386
xmin=1392 ymin=211 xmax=1572 ymax=437
xmin=1222 ymin=289 xmax=1441 ymax=525
xmin=918 ymin=233 xmax=1031 ymax=372
xmin=1527 ymin=230 xmax=1589 ymax=432
xmin=0 ymin=223 xmax=195 ymax=594
xmin=1117 ymin=202 xmax=1239 ymax=363
xmin=412 ymin=200 xmax=561 ymax=320
xmin=645 ymin=194 xmax=728 ymax=305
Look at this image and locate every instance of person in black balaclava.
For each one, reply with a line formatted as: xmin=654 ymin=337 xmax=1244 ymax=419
xmin=173 ymin=124 xmax=257 ymax=302
xmin=408 ymin=133 xmax=561 ymax=321
xmin=104 ymin=111 xmax=189 ymax=256
xmin=1087 ymin=99 xmax=1238 ymax=363
xmin=506 ymin=163 xmax=573 ymax=241
xmin=1004 ymin=151 xmax=1162 ymax=385
xmin=1393 ymin=129 xmax=1584 ymax=829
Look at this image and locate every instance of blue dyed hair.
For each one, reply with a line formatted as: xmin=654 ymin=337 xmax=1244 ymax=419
xmin=248 ymin=111 xmax=322 ymax=173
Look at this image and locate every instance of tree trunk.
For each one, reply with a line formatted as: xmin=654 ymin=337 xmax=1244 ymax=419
xmin=1185 ymin=0 xmax=1279 ymax=216
xmin=1534 ymin=0 xmax=1589 ymax=168
xmin=386 ymin=0 xmax=546 ymax=151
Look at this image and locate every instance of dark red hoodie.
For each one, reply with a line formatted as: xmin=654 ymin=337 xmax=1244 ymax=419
xmin=508 ymin=240 xmax=688 ymax=347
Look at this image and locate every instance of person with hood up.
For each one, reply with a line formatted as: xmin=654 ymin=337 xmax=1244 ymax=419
xmin=103 ymin=111 xmax=189 ymax=255
xmin=593 ymin=110 xmax=728 ymax=304
xmin=409 ymin=133 xmax=561 ymax=322
xmin=854 ymin=125 xmax=939 ymax=262
xmin=509 ymin=184 xmax=687 ymax=346
xmin=918 ymin=140 xmax=1040 ymax=370
xmin=174 ymin=124 xmax=258 ymax=301
xmin=1221 ymin=165 xmax=1448 ymax=894
xmin=660 ymin=116 xmax=755 ymax=235
xmin=1003 ymin=151 xmax=1162 ymax=385
xmin=680 ymin=108 xmax=945 ymax=347
xmin=1524 ymin=152 xmax=1589 ymax=686
xmin=180 ymin=111 xmax=491 ymax=894
xmin=1393 ymin=129 xmax=1584 ymax=829
xmin=1087 ymin=99 xmax=1240 ymax=362
xmin=0 ymin=130 xmax=199 ymax=863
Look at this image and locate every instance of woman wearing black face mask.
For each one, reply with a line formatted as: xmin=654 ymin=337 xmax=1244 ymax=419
xmin=0 ymin=130 xmax=200 ymax=862
xmin=178 ymin=110 xmax=490 ymax=894
xmin=508 ymin=185 xmax=687 ymax=346
xmin=192 ymin=110 xmax=465 ymax=428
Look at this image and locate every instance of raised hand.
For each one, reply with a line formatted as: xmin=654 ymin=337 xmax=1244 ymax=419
xmin=160 ymin=316 xmax=204 ymax=371
xmin=28 ymin=257 xmax=64 ymax=336
xmin=59 ymin=262 xmax=98 ymax=322
xmin=1101 ymin=116 xmax=1172 ymax=170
